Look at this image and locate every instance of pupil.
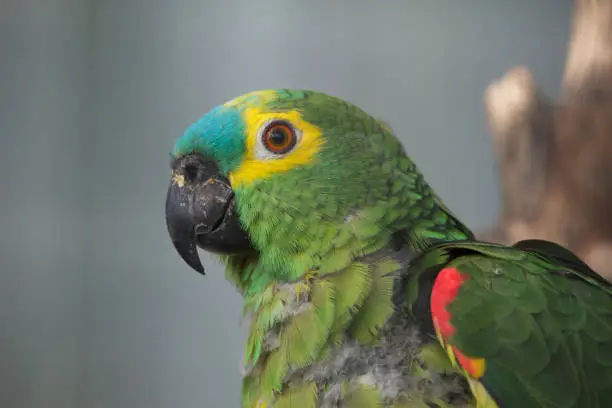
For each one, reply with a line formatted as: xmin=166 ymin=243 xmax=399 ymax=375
xmin=269 ymin=128 xmax=287 ymax=146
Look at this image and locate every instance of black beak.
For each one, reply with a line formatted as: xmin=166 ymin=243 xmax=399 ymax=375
xmin=165 ymin=153 xmax=254 ymax=275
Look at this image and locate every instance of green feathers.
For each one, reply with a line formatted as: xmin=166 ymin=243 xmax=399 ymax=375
xmin=348 ymin=258 xmax=398 ymax=344
xmin=341 ymin=384 xmax=382 ymax=407
xmin=327 ymin=263 xmax=373 ymax=342
xmin=282 ymin=279 xmax=335 ymax=368
xmin=241 ymin=254 xmax=404 ymax=407
xmin=274 ymin=383 xmax=318 ymax=408
xmin=420 ymin=239 xmax=612 ymax=408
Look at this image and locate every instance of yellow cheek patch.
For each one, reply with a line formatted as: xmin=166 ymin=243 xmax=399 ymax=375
xmin=228 ymin=106 xmax=324 ymax=188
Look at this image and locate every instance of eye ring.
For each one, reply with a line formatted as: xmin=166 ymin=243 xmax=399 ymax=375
xmin=261 ymin=120 xmax=297 ymax=155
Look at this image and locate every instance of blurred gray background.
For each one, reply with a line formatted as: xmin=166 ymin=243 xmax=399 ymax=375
xmin=1 ymin=1 xmax=572 ymax=407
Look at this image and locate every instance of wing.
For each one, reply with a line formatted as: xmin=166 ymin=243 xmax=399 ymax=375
xmin=427 ymin=240 xmax=612 ymax=408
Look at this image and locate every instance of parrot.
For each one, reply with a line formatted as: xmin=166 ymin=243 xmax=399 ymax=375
xmin=164 ymin=89 xmax=612 ymax=408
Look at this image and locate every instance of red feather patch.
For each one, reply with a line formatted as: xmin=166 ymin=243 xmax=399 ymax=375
xmin=430 ymin=267 xmax=487 ymax=379
xmin=431 ymin=267 xmax=468 ymax=338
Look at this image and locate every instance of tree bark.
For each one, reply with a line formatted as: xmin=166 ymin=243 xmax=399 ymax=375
xmin=479 ymin=0 xmax=612 ymax=281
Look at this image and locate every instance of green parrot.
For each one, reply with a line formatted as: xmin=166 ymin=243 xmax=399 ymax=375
xmin=164 ymin=89 xmax=612 ymax=408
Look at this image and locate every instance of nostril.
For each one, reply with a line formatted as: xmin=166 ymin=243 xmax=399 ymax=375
xmin=184 ymin=163 xmax=200 ymax=182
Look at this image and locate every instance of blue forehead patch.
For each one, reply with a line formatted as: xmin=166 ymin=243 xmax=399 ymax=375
xmin=172 ymin=105 xmax=246 ymax=172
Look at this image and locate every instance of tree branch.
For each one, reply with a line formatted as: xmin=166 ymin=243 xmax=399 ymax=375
xmin=479 ymin=0 xmax=612 ymax=281
xmin=563 ymin=0 xmax=612 ymax=101
xmin=484 ymin=67 xmax=553 ymax=222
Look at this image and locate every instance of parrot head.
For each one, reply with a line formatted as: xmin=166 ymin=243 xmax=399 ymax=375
xmin=165 ymin=89 xmax=459 ymax=290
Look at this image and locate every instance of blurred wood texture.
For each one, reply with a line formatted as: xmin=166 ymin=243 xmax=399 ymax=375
xmin=478 ymin=0 xmax=612 ymax=281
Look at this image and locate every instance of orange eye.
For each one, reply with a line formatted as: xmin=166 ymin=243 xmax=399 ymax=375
xmin=262 ymin=121 xmax=297 ymax=154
